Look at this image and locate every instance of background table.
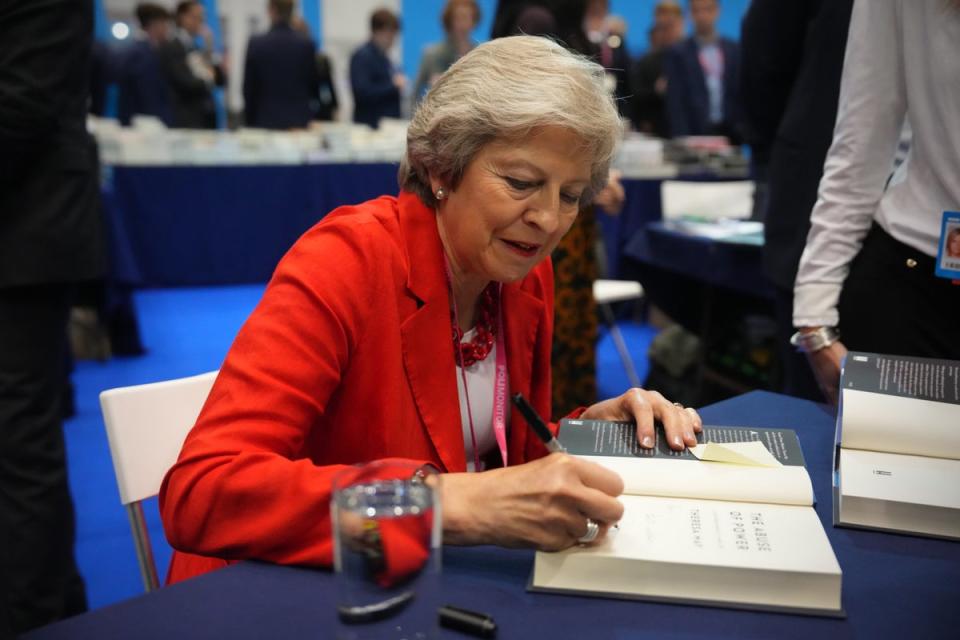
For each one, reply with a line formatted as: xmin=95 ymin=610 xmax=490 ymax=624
xmin=104 ymin=163 xmax=401 ymax=286
xmin=27 ymin=391 xmax=960 ymax=639
xmin=622 ymin=222 xmax=778 ymax=403
xmin=104 ymin=164 xmax=741 ymax=287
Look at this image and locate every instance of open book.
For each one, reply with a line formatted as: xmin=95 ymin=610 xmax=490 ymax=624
xmin=834 ymin=352 xmax=960 ymax=539
xmin=531 ymin=421 xmax=843 ymax=616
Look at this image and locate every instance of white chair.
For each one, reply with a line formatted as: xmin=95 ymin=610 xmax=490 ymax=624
xmin=594 ymin=279 xmax=646 ymax=388
xmin=99 ymin=371 xmax=218 ymax=591
xmin=660 ymin=180 xmax=755 ymax=220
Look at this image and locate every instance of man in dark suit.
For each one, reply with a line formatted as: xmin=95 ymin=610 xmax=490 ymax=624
xmin=244 ymin=0 xmax=320 ymax=130
xmin=0 ymin=0 xmax=103 ymax=634
xmin=739 ymin=0 xmax=854 ymax=400
xmin=159 ymin=0 xmax=225 ymax=128
xmin=350 ymin=8 xmax=404 ymax=129
xmin=630 ymin=1 xmax=684 ymax=137
xmin=663 ymin=0 xmax=741 ymax=141
xmin=118 ymin=3 xmax=173 ymax=126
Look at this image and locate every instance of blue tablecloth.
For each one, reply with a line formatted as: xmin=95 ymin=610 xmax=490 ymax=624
xmin=26 ymin=391 xmax=960 ymax=639
xmin=104 ymin=163 xmax=402 ymax=286
xmin=623 ymin=222 xmax=773 ymax=298
xmin=103 ymin=165 xmax=686 ymax=287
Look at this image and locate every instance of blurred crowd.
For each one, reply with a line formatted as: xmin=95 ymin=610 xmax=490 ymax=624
xmin=96 ymin=0 xmax=745 ymax=140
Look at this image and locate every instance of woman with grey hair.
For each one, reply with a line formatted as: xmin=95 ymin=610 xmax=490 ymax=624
xmin=160 ymin=36 xmax=701 ymax=585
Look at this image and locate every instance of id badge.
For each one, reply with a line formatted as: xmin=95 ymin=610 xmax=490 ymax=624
xmin=935 ymin=211 xmax=960 ymax=280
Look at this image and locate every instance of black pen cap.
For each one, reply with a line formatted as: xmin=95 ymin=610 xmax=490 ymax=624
xmin=438 ymin=604 xmax=497 ymax=638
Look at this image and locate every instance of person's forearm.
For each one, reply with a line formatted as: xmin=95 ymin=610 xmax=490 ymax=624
xmin=792 ymin=0 xmax=906 ymax=329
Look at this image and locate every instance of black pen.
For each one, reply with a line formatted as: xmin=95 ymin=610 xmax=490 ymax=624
xmin=511 ymin=393 xmax=566 ymax=453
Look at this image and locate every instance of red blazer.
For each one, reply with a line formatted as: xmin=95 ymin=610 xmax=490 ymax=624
xmin=159 ymin=191 xmax=557 ymax=583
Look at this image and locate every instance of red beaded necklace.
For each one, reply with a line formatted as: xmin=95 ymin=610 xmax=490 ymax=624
xmin=451 ymin=283 xmax=499 ymax=367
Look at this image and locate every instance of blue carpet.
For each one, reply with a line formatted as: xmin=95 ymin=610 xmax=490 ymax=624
xmin=596 ymin=322 xmax=658 ymax=400
xmin=63 ymin=286 xmax=652 ymax=610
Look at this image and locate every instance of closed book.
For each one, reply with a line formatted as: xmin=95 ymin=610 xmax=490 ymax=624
xmin=531 ymin=421 xmax=843 ymax=616
xmin=834 ymin=352 xmax=960 ymax=539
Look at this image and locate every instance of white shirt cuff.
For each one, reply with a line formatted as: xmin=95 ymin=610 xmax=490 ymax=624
xmin=792 ymin=282 xmax=842 ymax=328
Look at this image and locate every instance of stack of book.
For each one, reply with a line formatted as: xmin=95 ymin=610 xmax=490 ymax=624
xmin=834 ymin=352 xmax=960 ymax=539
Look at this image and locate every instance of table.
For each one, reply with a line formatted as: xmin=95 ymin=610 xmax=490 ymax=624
xmin=104 ymin=163 xmax=402 ymax=286
xmin=26 ymin=391 xmax=960 ymax=639
xmin=622 ymin=222 xmax=778 ymax=403
xmin=623 ymin=222 xmax=772 ymax=299
xmin=104 ymin=164 xmax=740 ymax=287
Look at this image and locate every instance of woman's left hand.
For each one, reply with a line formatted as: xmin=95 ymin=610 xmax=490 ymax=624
xmin=580 ymin=388 xmax=702 ymax=451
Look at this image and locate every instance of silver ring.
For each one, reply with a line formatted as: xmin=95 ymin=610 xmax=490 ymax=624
xmin=578 ymin=519 xmax=600 ymax=544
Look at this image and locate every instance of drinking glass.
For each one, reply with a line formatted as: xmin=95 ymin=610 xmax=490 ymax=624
xmin=331 ymin=460 xmax=442 ymax=633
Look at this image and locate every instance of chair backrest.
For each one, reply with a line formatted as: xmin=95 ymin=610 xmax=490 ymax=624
xmin=100 ymin=371 xmax=218 ymax=505
xmin=660 ymin=180 xmax=755 ymax=220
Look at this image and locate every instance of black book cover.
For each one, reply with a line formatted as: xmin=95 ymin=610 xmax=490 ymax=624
xmin=559 ymin=419 xmax=806 ymax=468
xmin=842 ymin=352 xmax=960 ymax=405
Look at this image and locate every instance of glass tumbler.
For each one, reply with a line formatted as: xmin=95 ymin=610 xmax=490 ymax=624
xmin=331 ymin=460 xmax=441 ymax=630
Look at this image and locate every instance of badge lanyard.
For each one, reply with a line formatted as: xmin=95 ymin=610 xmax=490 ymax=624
xmin=445 ymin=261 xmax=509 ymax=471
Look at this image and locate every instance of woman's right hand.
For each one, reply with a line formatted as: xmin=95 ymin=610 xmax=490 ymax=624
xmin=438 ymin=454 xmax=625 ymax=551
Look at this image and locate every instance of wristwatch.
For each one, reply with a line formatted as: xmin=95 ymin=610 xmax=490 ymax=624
xmin=789 ymin=327 xmax=840 ymax=353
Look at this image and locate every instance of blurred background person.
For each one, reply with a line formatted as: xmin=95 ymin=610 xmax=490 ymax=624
xmin=117 ymin=3 xmax=173 ymax=127
xmin=412 ymin=0 xmax=481 ymax=105
xmin=290 ymin=16 xmax=339 ymax=122
xmin=490 ymin=0 xmax=625 ymax=415
xmin=0 ymin=0 xmax=104 ymax=633
xmin=491 ymin=0 xmax=591 ymax=52
xmin=663 ymin=0 xmax=742 ymax=142
xmin=629 ymin=1 xmax=684 ymax=136
xmin=792 ymin=0 xmax=960 ymax=404
xmin=583 ymin=0 xmax=631 ymax=117
xmin=311 ymin=50 xmax=339 ymax=121
xmin=350 ymin=8 xmax=404 ymax=129
xmin=243 ymin=0 xmax=319 ymax=130
xmin=160 ymin=0 xmax=226 ymax=128
xmin=740 ymin=0 xmax=854 ymax=401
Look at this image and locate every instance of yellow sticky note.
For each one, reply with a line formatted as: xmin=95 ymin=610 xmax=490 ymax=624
xmin=689 ymin=441 xmax=782 ymax=467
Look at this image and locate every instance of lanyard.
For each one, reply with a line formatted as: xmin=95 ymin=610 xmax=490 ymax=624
xmin=491 ymin=303 xmax=509 ymax=468
xmin=445 ymin=261 xmax=509 ymax=470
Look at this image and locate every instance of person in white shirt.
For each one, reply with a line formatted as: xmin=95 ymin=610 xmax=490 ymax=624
xmin=791 ymin=0 xmax=960 ymax=403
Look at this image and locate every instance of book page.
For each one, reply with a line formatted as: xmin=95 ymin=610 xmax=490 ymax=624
xmin=562 ymin=421 xmax=813 ymax=505
xmin=584 ymin=495 xmax=838 ymax=572
xmin=534 ymin=495 xmax=841 ymax=613
xmin=580 ymin=456 xmax=813 ymax=506
xmin=841 ymin=353 xmax=960 ymax=458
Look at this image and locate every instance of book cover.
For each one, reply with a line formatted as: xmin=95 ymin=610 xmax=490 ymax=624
xmin=560 ymin=420 xmax=806 ymax=466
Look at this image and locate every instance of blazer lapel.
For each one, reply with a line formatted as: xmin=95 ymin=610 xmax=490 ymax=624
xmin=395 ymin=192 xmax=547 ymax=471
xmin=397 ymin=193 xmax=466 ymax=472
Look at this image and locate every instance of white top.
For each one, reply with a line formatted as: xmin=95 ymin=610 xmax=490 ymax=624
xmin=455 ymin=330 xmax=502 ymax=472
xmin=793 ymin=0 xmax=960 ymax=328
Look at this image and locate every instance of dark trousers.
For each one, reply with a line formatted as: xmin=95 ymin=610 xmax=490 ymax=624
xmin=839 ymin=224 xmax=960 ymax=359
xmin=772 ymin=285 xmax=824 ymax=402
xmin=0 ymin=285 xmax=87 ymax=636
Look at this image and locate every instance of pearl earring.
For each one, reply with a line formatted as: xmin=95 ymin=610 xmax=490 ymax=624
xmin=435 ymin=187 xmax=446 ymax=201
